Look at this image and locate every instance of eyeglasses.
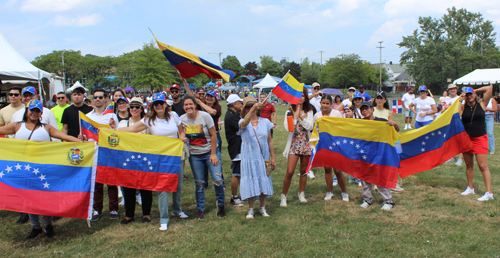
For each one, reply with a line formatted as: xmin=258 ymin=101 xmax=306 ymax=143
xmin=130 ymin=106 xmax=142 ymax=110
xmin=9 ymin=93 xmax=20 ymax=97
xmin=170 ymin=90 xmax=179 ymax=93
xmin=153 ymin=101 xmax=165 ymax=106
xmin=93 ymin=96 xmax=105 ymax=99
xmin=57 ymin=96 xmax=66 ymax=100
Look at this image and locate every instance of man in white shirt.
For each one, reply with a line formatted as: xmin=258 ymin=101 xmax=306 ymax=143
xmin=85 ymin=89 xmax=119 ymax=137
xmin=401 ymin=88 xmax=415 ymax=129
xmin=442 ymin=84 xmax=464 ymax=166
xmin=11 ymin=86 xmax=58 ymax=134
xmin=309 ymin=82 xmax=322 ymax=113
xmin=342 ymin=87 xmax=356 ymax=106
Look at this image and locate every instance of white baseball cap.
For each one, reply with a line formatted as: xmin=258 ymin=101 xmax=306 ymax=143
xmin=227 ymin=94 xmax=243 ymax=106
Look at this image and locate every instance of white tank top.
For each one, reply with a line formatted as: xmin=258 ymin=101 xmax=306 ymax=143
xmin=485 ymin=99 xmax=494 ymax=115
xmin=15 ymin=123 xmax=51 ymax=141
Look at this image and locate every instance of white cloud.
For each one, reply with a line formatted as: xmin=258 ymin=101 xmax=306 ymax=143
xmin=20 ymin=0 xmax=123 ymax=12
xmin=366 ymin=19 xmax=411 ymax=48
xmin=51 ymin=13 xmax=103 ymax=27
xmin=384 ymin=0 xmax=498 ymax=17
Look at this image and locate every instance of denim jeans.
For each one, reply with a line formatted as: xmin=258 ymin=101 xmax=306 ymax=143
xmin=158 ymin=161 xmax=184 ymax=224
xmin=189 ymin=151 xmax=225 ymax=211
xmin=29 ymin=214 xmax=52 ymax=229
xmin=485 ymin=114 xmax=495 ymax=151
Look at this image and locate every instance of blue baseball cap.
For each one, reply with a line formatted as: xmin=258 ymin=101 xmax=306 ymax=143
xmin=152 ymin=93 xmax=166 ymax=103
xmin=352 ymin=92 xmax=363 ymax=100
xmin=463 ymin=87 xmax=475 ymax=94
xmin=27 ymin=100 xmax=43 ymax=111
xmin=206 ymin=90 xmax=216 ymax=97
xmin=22 ymin=86 xmax=37 ymax=95
xmin=116 ymin=97 xmax=128 ymax=103
xmin=418 ymin=85 xmax=427 ymax=92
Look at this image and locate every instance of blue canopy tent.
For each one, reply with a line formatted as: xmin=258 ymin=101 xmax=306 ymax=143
xmin=181 ymin=83 xmax=197 ymax=90
xmin=206 ymin=81 xmax=216 ymax=86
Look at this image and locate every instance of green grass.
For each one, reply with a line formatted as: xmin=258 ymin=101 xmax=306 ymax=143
xmin=1 ymin=101 xmax=500 ymax=257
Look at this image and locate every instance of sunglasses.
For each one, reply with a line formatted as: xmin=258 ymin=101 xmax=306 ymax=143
xmin=57 ymin=96 xmax=66 ymax=99
xmin=130 ymin=106 xmax=142 ymax=110
xmin=93 ymin=96 xmax=105 ymax=99
xmin=314 ymin=87 xmax=320 ymax=90
xmin=9 ymin=93 xmax=20 ymax=97
xmin=153 ymin=101 xmax=165 ymax=106
xmin=170 ymin=90 xmax=179 ymax=93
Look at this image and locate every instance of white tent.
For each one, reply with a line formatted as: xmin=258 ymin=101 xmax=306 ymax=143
xmin=66 ymin=81 xmax=88 ymax=93
xmin=253 ymin=73 xmax=278 ymax=89
xmin=454 ymin=68 xmax=500 ymax=85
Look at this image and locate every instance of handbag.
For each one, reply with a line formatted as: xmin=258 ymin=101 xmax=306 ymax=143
xmin=252 ymin=125 xmax=272 ymax=176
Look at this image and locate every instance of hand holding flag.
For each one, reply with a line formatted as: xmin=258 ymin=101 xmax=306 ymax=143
xmin=272 ymin=72 xmax=304 ymax=104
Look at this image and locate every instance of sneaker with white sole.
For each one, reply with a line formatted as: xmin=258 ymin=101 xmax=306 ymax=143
xmin=173 ymin=212 xmax=189 ymax=219
xmin=341 ymin=192 xmax=349 ymax=202
xmin=91 ymin=211 xmax=102 ymax=221
xmin=461 ymin=186 xmax=475 ymax=195
xmin=118 ymin=198 xmax=125 ymax=206
xmin=110 ymin=211 xmax=119 ymax=220
xmin=324 ymin=192 xmax=334 ymax=200
xmin=246 ymin=209 xmax=254 ymax=219
xmin=259 ymin=207 xmax=270 ymax=217
xmin=381 ymin=201 xmax=395 ymax=210
xmin=489 ymin=150 xmax=495 ymax=155
xmin=391 ymin=184 xmax=404 ymax=192
xmin=298 ymin=192 xmax=307 ymax=203
xmin=159 ymin=223 xmax=168 ymax=231
xmin=358 ymin=182 xmax=362 ymax=187
xmin=360 ymin=200 xmax=372 ymax=208
xmin=445 ymin=158 xmax=455 ymax=163
xmin=455 ymin=159 xmax=464 ymax=166
xmin=136 ymin=195 xmax=142 ymax=206
xmin=404 ymin=124 xmax=408 ymax=130
xmin=477 ymin=192 xmax=494 ymax=201
xmin=307 ymin=171 xmax=316 ymax=179
xmin=280 ymin=194 xmax=287 ymax=207
xmin=230 ymin=196 xmax=244 ymax=207
xmin=408 ymin=125 xmax=412 ymax=129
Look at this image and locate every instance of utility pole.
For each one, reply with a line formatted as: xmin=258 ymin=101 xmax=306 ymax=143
xmin=62 ymin=51 xmax=66 ymax=90
xmin=377 ymin=42 xmax=384 ymax=92
xmin=209 ymin=52 xmax=223 ymax=66
xmin=319 ymin=51 xmax=325 ymax=71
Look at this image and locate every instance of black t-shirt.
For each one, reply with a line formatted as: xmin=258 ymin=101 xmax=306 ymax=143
xmin=171 ymin=99 xmax=185 ymax=117
xmin=224 ymin=108 xmax=242 ymax=160
xmin=61 ymin=104 xmax=93 ymax=137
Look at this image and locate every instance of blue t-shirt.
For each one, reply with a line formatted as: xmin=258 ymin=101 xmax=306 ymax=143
xmin=361 ymin=92 xmax=371 ymax=101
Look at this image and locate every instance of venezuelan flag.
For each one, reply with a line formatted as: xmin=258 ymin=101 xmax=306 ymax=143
xmin=80 ymin=111 xmax=110 ymax=142
xmin=310 ymin=117 xmax=401 ymax=188
xmin=399 ymin=100 xmax=473 ymax=177
xmin=153 ymin=36 xmax=235 ymax=83
xmin=96 ymin=129 xmax=183 ymax=192
xmin=0 ymin=138 xmax=96 ymax=220
xmin=103 ymin=102 xmax=114 ymax=115
xmin=271 ymin=72 xmax=303 ymax=104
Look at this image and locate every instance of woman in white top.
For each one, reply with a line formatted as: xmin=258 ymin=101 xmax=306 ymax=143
xmin=312 ymin=95 xmax=349 ymax=202
xmin=484 ymin=97 xmax=497 ymax=154
xmin=409 ymin=85 xmax=437 ymax=129
xmin=0 ymin=100 xmax=82 ymax=239
xmin=281 ymin=87 xmax=315 ymax=206
xmin=111 ymin=93 xmax=187 ymax=232
xmin=372 ymin=91 xmax=392 ymax=121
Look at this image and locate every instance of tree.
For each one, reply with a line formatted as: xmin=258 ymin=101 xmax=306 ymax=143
xmin=319 ymin=54 xmax=366 ymax=87
xmin=79 ymin=54 xmax=114 ymax=90
xmin=132 ymin=41 xmax=177 ymax=91
xmin=258 ymin=55 xmax=282 ymax=77
xmin=221 ymin=55 xmax=244 ymax=82
xmin=244 ymin=61 xmax=259 ymax=75
xmin=31 ymin=50 xmax=84 ymax=87
xmin=398 ymin=7 xmax=500 ymax=92
xmin=283 ymin=61 xmax=301 ymax=78
xmin=300 ymin=58 xmax=321 ymax=85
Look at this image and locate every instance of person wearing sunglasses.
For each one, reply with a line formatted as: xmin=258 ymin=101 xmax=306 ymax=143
xmin=50 ymin=92 xmax=70 ymax=131
xmin=0 ymin=86 xmax=24 ymax=127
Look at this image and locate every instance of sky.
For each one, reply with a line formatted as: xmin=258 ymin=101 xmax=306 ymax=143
xmin=1 ymin=0 xmax=500 ymax=67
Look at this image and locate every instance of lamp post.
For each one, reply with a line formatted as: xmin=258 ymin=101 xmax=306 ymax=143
xmin=62 ymin=51 xmax=66 ymax=90
xmin=377 ymin=42 xmax=384 ymax=92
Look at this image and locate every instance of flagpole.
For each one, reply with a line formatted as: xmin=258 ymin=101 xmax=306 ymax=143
xmin=263 ymin=70 xmax=290 ymax=103
xmin=79 ymin=111 xmax=82 ymax=137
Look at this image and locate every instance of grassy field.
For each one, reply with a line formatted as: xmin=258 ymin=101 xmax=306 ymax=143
xmin=1 ymin=99 xmax=500 ymax=257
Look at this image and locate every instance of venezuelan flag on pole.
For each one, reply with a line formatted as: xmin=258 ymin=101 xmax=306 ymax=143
xmin=272 ymin=72 xmax=303 ymax=104
xmin=153 ymin=35 xmax=235 ymax=83
xmin=103 ymin=103 xmax=114 ymax=115
xmin=399 ymin=100 xmax=473 ymax=177
xmin=309 ymin=117 xmax=401 ymax=188
xmin=0 ymin=138 xmax=97 ymax=220
xmin=96 ymin=129 xmax=183 ymax=192
xmin=80 ymin=111 xmax=110 ymax=142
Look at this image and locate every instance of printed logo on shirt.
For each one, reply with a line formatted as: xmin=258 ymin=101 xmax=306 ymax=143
xmin=185 ymin=124 xmax=207 ymax=146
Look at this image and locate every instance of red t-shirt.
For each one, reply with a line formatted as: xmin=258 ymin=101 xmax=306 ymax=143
xmin=260 ymin=102 xmax=275 ymax=121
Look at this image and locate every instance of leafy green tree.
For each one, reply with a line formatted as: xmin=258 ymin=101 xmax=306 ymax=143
xmin=244 ymin=61 xmax=259 ymax=75
xmin=79 ymin=54 xmax=114 ymax=90
xmin=258 ymin=55 xmax=282 ymax=77
xmin=300 ymin=58 xmax=321 ymax=85
xmin=319 ymin=54 xmax=366 ymax=87
xmin=132 ymin=41 xmax=177 ymax=91
xmin=221 ymin=55 xmax=245 ymax=82
xmin=31 ymin=50 xmax=84 ymax=87
xmin=283 ymin=61 xmax=301 ymax=79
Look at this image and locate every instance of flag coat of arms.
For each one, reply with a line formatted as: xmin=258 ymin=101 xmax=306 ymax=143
xmin=96 ymin=129 xmax=184 ymax=192
xmin=392 ymin=100 xmax=403 ymax=113
xmin=272 ymin=72 xmax=303 ymax=104
xmin=80 ymin=111 xmax=110 ymax=142
xmin=309 ymin=117 xmax=401 ymax=188
xmin=0 ymin=138 xmax=97 ymax=220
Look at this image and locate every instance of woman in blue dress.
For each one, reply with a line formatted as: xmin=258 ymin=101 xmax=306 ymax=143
xmin=239 ymin=96 xmax=276 ymax=219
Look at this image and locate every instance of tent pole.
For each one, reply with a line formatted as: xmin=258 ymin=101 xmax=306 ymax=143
xmin=38 ymin=70 xmax=44 ymax=104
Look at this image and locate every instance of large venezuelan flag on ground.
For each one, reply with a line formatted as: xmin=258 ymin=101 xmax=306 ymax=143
xmin=0 ymin=138 xmax=97 ymax=220
xmin=80 ymin=111 xmax=110 ymax=142
xmin=272 ymin=72 xmax=303 ymax=104
xmin=96 ymin=129 xmax=183 ymax=192
xmin=153 ymin=36 xmax=235 ymax=83
xmin=310 ymin=117 xmax=401 ymax=188
xmin=399 ymin=100 xmax=472 ymax=177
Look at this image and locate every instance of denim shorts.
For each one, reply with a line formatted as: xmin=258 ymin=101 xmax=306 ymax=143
xmin=231 ymin=161 xmax=241 ymax=177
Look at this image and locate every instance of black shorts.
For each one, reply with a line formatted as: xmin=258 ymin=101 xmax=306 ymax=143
xmin=231 ymin=160 xmax=241 ymax=177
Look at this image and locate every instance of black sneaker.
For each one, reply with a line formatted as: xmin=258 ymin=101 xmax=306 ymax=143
xmin=217 ymin=206 xmax=225 ymax=218
xmin=26 ymin=227 xmax=43 ymax=239
xmin=16 ymin=213 xmax=29 ymax=224
xmin=120 ymin=218 xmax=134 ymax=224
xmin=91 ymin=211 xmax=102 ymax=221
xmin=196 ymin=210 xmax=205 ymax=220
xmin=45 ymin=224 xmax=55 ymax=238
xmin=110 ymin=211 xmax=120 ymax=220
xmin=230 ymin=196 xmax=244 ymax=207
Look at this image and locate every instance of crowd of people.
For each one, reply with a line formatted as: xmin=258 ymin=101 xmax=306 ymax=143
xmin=0 ymin=80 xmax=495 ymax=239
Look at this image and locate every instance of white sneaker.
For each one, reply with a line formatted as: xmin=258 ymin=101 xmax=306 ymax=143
xmin=259 ymin=207 xmax=270 ymax=217
xmin=159 ymin=223 xmax=168 ymax=231
xmin=408 ymin=125 xmax=412 ymax=129
xmin=404 ymin=124 xmax=408 ymax=130
xmin=280 ymin=194 xmax=287 ymax=207
xmin=445 ymin=158 xmax=455 ymax=163
xmin=298 ymin=192 xmax=307 ymax=203
xmin=455 ymin=159 xmax=464 ymax=166
xmin=358 ymin=182 xmax=362 ymax=187
xmin=136 ymin=195 xmax=142 ymax=205
xmin=307 ymin=171 xmax=316 ymax=179
xmin=490 ymin=150 xmax=495 ymax=155
xmin=324 ymin=192 xmax=334 ymax=200
xmin=118 ymin=198 xmax=125 ymax=206
xmin=477 ymin=192 xmax=494 ymax=201
xmin=332 ymin=181 xmax=338 ymax=186
xmin=173 ymin=212 xmax=189 ymax=219
xmin=381 ymin=202 xmax=395 ymax=211
xmin=246 ymin=209 xmax=254 ymax=219
xmin=341 ymin=192 xmax=349 ymax=202
xmin=461 ymin=186 xmax=475 ymax=195
xmin=360 ymin=200 xmax=372 ymax=208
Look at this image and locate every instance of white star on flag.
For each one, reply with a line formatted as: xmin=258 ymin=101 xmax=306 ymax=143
xmin=143 ymin=157 xmax=147 ymax=161
xmin=350 ymin=140 xmax=354 ymax=145
xmin=0 ymin=171 xmax=4 ymax=178
xmin=15 ymin=164 xmax=22 ymax=170
xmin=329 ymin=146 xmax=333 ymax=150
xmin=39 ymin=174 xmax=46 ymax=181
xmin=444 ymin=134 xmax=446 ymax=138
xmin=438 ymin=131 xmax=442 ymax=135
xmin=123 ymin=163 xmax=127 ymax=166
xmin=43 ymin=182 xmax=50 ymax=188
xmin=360 ymin=149 xmax=365 ymax=154
xmin=24 ymin=164 xmax=31 ymax=171
xmin=149 ymin=166 xmax=153 ymax=170
xmin=33 ymin=168 xmax=40 ymax=175
xmin=343 ymin=139 xmax=347 ymax=144
xmin=425 ymin=136 xmax=429 ymax=140
xmin=362 ymin=155 xmax=367 ymax=160
xmin=126 ymin=158 xmax=130 ymax=162
xmin=422 ymin=142 xmax=426 ymax=145
xmin=5 ymin=166 xmax=12 ymax=173
xmin=148 ymin=161 xmax=151 ymax=165
xmin=131 ymin=155 xmax=135 ymax=159
xmin=138 ymin=155 xmax=141 ymax=158
xmin=332 ymin=142 xmax=336 ymax=146
xmin=336 ymin=141 xmax=340 ymax=145
xmin=421 ymin=148 xmax=425 ymax=152
xmin=431 ymin=132 xmax=435 ymax=136
xmin=355 ymin=144 xmax=360 ymax=149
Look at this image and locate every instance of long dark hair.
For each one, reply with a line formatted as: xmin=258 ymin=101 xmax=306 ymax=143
xmin=147 ymin=101 xmax=171 ymax=126
xmin=334 ymin=95 xmax=342 ymax=104
xmin=372 ymin=96 xmax=390 ymax=110
xmin=292 ymin=87 xmax=313 ymax=113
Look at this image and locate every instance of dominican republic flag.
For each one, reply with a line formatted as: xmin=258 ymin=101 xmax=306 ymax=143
xmin=392 ymin=100 xmax=402 ymax=113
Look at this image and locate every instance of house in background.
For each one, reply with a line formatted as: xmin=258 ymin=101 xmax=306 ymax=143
xmin=373 ymin=62 xmax=415 ymax=92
